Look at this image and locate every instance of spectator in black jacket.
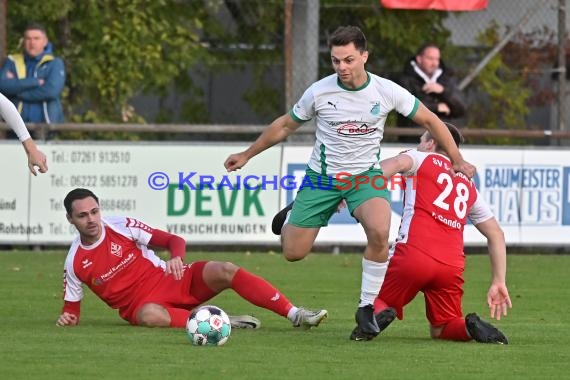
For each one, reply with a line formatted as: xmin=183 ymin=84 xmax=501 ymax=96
xmin=396 ymin=43 xmax=466 ymax=142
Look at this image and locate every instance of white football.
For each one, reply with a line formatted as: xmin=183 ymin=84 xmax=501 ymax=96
xmin=186 ymin=305 xmax=231 ymax=346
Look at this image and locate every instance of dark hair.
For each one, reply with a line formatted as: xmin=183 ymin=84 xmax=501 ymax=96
xmin=426 ymin=122 xmax=464 ymax=151
xmin=415 ymin=43 xmax=440 ymax=57
xmin=24 ymin=23 xmax=47 ymax=35
xmin=328 ymin=26 xmax=367 ymax=52
xmin=64 ymin=188 xmax=99 ymax=215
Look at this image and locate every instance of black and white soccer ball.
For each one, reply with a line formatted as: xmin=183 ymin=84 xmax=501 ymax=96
xmin=186 ymin=305 xmax=231 ymax=346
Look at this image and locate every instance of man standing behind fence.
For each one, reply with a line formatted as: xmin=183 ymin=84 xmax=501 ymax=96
xmin=396 ymin=43 xmax=466 ymax=143
xmin=0 ymin=23 xmax=65 ymax=133
xmin=224 ymin=25 xmax=476 ymax=341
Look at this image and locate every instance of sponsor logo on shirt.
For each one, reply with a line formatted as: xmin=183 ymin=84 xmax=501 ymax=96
xmin=336 ymin=123 xmax=377 ymax=136
xmin=92 ymin=252 xmax=136 ymax=285
xmin=110 ymin=242 xmax=122 ymax=258
xmin=82 ymin=258 xmax=93 ymax=269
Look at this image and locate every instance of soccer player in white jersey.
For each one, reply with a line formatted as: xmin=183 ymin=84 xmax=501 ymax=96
xmin=363 ymin=123 xmax=511 ymax=344
xmin=224 ymin=26 xmax=476 ymax=341
xmin=56 ymin=188 xmax=327 ymax=330
xmin=0 ymin=91 xmax=47 ymax=175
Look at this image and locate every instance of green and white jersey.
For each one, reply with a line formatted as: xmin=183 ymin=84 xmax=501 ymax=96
xmin=290 ymin=72 xmax=419 ymax=175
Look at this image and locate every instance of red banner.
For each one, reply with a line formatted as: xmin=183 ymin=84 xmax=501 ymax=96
xmin=380 ymin=0 xmax=488 ymax=11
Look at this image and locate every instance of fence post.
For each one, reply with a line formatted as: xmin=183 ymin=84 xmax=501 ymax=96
xmin=557 ymin=0 xmax=567 ymax=146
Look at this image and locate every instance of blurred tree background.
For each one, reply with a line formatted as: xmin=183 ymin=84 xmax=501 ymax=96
xmin=3 ymin=0 xmax=560 ymax=144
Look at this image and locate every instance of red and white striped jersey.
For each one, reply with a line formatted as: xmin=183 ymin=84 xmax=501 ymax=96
xmin=390 ymin=149 xmax=493 ymax=267
xmin=62 ymin=216 xmax=166 ymax=311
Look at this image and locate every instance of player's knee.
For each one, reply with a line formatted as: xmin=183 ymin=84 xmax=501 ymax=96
xmin=218 ymin=261 xmax=239 ymax=283
xmin=282 ymin=247 xmax=308 ymax=262
xmin=137 ymin=304 xmax=170 ymax=327
xmin=281 ymin=239 xmax=310 ymax=261
xmin=367 ymin=228 xmax=389 ymax=246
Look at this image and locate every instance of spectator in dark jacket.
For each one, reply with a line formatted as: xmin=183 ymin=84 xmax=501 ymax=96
xmin=0 ymin=23 xmax=65 ymax=128
xmin=396 ymin=43 xmax=465 ymax=142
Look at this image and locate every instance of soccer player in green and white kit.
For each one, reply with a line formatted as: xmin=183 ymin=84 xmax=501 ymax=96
xmin=224 ymin=26 xmax=475 ymax=341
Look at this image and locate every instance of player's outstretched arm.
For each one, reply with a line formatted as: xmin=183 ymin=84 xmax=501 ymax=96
xmin=379 ymin=153 xmax=414 ymax=178
xmin=224 ymin=113 xmax=301 ymax=172
xmin=0 ymin=92 xmax=48 ymax=175
xmin=411 ymin=103 xmax=475 ymax=178
xmin=23 ymin=138 xmax=48 ymax=175
xmin=475 ymin=217 xmax=512 ymax=320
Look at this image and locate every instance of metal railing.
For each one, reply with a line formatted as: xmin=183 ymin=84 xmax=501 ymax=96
xmin=3 ymin=122 xmax=570 ymax=142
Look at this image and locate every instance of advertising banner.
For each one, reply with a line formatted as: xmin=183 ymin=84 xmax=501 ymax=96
xmin=282 ymin=146 xmax=570 ymax=246
xmin=0 ymin=145 xmax=32 ymax=243
xmin=2 ymin=142 xmax=281 ymax=245
xmin=1 ymin=141 xmax=569 ymax=247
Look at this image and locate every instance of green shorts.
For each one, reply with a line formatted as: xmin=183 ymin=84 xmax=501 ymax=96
xmin=288 ymin=167 xmax=390 ymax=228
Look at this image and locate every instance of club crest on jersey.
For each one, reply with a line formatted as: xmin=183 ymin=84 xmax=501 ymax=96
xmin=370 ymin=102 xmax=380 ymax=115
xmin=337 ymin=123 xmax=376 ymax=136
xmin=126 ymin=218 xmax=154 ymax=233
xmin=110 ymin=242 xmax=123 ymax=258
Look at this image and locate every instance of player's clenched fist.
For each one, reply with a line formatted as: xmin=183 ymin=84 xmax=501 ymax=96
xmin=56 ymin=312 xmax=78 ymax=327
xmin=224 ymin=152 xmax=249 ymax=172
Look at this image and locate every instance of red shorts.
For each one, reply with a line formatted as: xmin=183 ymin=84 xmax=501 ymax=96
xmin=377 ymin=245 xmax=465 ymax=327
xmin=121 ymin=261 xmax=217 ymax=324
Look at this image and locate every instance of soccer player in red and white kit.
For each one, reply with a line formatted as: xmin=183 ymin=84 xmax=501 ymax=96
xmin=56 ymin=188 xmax=327 ymax=329
xmin=357 ymin=124 xmax=511 ymax=343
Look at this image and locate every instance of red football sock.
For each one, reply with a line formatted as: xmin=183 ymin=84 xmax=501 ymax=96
xmin=438 ymin=317 xmax=471 ymax=341
xmin=167 ymin=308 xmax=191 ymax=328
xmin=231 ymin=268 xmax=293 ymax=317
xmin=373 ymin=297 xmax=390 ymax=314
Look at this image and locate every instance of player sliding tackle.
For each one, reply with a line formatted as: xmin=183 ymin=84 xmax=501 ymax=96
xmin=358 ymin=123 xmax=511 ymax=344
xmin=56 ymin=188 xmax=327 ymax=331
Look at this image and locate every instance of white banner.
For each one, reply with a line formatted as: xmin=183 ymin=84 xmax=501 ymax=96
xmin=0 ymin=145 xmax=32 ymax=242
xmin=281 ymin=145 xmax=570 ymax=246
xmin=1 ymin=142 xmax=280 ymax=244
xmin=1 ymin=141 xmax=569 ymax=246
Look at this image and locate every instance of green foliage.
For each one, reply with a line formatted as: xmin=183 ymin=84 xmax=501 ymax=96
xmin=4 ymin=0 xmax=540 ymax=144
xmin=5 ymin=0 xmax=216 ymax=125
xmin=1 ymin=251 xmax=569 ymax=379
xmin=466 ymin=24 xmax=531 ymax=144
xmin=319 ymin=1 xmax=449 ymax=76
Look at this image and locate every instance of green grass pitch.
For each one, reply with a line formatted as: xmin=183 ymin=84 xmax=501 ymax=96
xmin=0 ymin=251 xmax=568 ymax=379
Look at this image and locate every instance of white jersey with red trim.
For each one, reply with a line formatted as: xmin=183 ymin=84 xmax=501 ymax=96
xmin=62 ymin=216 xmax=166 ymax=311
xmin=390 ymin=149 xmax=493 ymax=267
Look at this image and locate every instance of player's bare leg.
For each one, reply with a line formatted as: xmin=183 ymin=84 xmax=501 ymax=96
xmin=203 ymin=261 xmax=328 ymax=329
xmin=350 ymin=197 xmax=391 ymax=340
xmin=281 ymin=225 xmax=320 ymax=261
xmin=201 ymin=261 xmax=237 ymax=292
xmin=137 ymin=303 xmax=171 ymax=327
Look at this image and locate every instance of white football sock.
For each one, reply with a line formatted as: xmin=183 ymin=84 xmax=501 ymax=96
xmin=287 ymin=306 xmax=299 ymax=322
xmin=358 ymin=258 xmax=388 ymax=307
